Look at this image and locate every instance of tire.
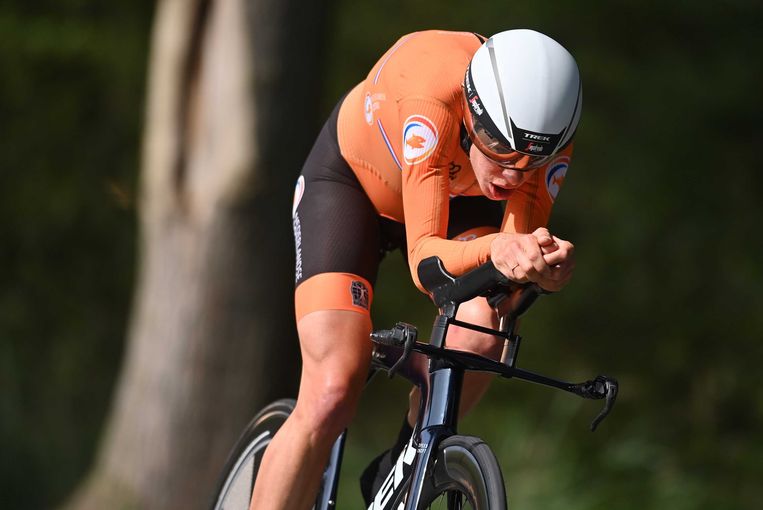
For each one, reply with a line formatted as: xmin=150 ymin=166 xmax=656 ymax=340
xmin=419 ymin=435 xmax=507 ymax=510
xmin=209 ymin=398 xmax=295 ymax=510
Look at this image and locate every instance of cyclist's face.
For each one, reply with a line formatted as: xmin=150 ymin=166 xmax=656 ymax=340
xmin=470 ymin=144 xmax=536 ymax=200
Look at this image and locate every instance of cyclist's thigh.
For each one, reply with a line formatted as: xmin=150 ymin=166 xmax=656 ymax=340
xmin=291 ymin=101 xmax=382 ymax=372
xmin=296 ymin=310 xmax=372 ymax=391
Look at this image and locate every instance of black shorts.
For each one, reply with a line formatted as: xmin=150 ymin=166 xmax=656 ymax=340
xmin=291 ymin=98 xmax=502 ymax=317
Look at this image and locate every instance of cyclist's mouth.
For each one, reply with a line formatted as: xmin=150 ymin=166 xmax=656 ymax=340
xmin=489 ymin=182 xmax=512 ymax=200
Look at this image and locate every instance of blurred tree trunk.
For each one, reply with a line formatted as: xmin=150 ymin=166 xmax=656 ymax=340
xmin=66 ymin=0 xmax=330 ymax=508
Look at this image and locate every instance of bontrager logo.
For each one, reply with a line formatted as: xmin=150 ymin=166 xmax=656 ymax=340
xmin=369 ymin=436 xmax=417 ymax=509
xmin=524 ymin=133 xmax=550 ymax=142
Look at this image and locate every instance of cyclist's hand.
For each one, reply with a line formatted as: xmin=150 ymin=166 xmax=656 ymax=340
xmin=490 ymin=228 xmax=574 ymax=292
xmin=535 ymin=228 xmax=559 ymax=255
xmin=539 ymin=235 xmax=575 ymax=292
xmin=490 ymin=229 xmax=553 ymax=285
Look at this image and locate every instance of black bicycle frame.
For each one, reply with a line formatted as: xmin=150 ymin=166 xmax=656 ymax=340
xmin=315 ymin=304 xmax=512 ymax=509
xmin=314 ymin=281 xmax=617 ymax=509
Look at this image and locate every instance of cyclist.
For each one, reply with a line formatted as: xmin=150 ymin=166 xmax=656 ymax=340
xmin=249 ymin=29 xmax=580 ymax=509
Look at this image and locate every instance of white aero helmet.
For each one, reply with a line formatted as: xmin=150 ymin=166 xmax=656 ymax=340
xmin=463 ymin=29 xmax=582 ymax=169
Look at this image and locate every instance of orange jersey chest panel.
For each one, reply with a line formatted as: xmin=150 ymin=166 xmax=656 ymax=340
xmin=337 ymin=30 xmax=571 ymax=289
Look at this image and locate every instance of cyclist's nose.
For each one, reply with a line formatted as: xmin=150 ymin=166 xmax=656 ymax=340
xmin=502 ymin=168 xmax=526 ymax=187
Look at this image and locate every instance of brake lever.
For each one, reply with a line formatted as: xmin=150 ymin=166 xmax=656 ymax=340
xmin=570 ymin=375 xmax=619 ymax=432
xmin=589 ymin=376 xmax=618 ymax=431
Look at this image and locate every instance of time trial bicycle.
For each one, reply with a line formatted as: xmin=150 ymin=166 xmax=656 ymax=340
xmin=210 ymin=256 xmax=618 ymax=509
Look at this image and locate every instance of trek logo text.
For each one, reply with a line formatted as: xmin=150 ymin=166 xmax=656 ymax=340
xmin=369 ymin=436 xmax=417 ymax=509
xmin=523 ymin=133 xmax=550 ymax=142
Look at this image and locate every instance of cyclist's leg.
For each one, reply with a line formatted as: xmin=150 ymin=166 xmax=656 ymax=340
xmin=249 ymin=305 xmax=372 ymax=510
xmin=406 ymin=294 xmax=502 ymax=424
xmin=440 ymin=295 xmax=503 ymax=416
xmin=250 ymin=93 xmax=384 ymax=509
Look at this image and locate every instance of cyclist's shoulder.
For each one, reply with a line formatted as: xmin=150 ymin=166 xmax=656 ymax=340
xmin=401 ymin=29 xmax=484 ymax=46
xmin=384 ymin=30 xmax=482 ymax=67
xmin=376 ymin=31 xmax=477 ymax=113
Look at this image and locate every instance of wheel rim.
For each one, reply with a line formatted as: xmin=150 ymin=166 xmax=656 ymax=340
xmin=213 ymin=431 xmax=271 ymax=510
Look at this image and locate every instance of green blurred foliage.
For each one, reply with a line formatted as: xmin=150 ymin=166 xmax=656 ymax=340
xmin=1 ymin=0 xmax=762 ymax=509
xmin=0 ymin=1 xmax=152 ymax=507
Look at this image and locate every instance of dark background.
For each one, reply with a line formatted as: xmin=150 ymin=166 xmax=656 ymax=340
xmin=2 ymin=1 xmax=761 ymax=508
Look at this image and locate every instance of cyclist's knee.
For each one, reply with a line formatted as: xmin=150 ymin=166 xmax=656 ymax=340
xmin=457 ymin=296 xmax=497 ymax=327
xmin=448 ymin=297 xmax=502 ymax=356
xmin=295 ymin=377 xmax=362 ymax=440
xmin=292 ymin=310 xmax=372 ymax=441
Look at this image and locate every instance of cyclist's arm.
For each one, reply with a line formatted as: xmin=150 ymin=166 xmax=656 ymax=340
xmin=500 ymin=143 xmax=573 ymax=234
xmin=399 ymin=100 xmax=574 ymax=292
xmin=491 ymin=145 xmax=575 ymax=291
xmin=398 ymin=98 xmax=496 ymax=291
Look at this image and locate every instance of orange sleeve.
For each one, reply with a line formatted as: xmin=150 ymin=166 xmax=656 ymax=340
xmin=399 ymin=98 xmax=496 ymax=290
xmin=404 ymin=118 xmax=573 ymax=291
xmin=501 ymin=144 xmax=573 ymax=233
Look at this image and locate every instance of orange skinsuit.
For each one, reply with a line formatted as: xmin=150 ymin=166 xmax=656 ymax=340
xmin=337 ymin=30 xmax=573 ymax=291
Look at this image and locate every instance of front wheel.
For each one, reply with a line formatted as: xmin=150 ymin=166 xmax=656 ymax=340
xmin=209 ymin=398 xmax=295 ymax=510
xmin=420 ymin=435 xmax=507 ymax=509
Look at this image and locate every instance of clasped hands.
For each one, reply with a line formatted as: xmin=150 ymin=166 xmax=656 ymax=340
xmin=490 ymin=228 xmax=575 ymax=292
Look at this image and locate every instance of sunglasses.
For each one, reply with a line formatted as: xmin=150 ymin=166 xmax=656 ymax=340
xmin=462 ymin=92 xmax=552 ymax=171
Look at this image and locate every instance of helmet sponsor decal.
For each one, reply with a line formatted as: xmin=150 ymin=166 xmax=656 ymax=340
xmin=469 ymin=95 xmax=484 ymax=116
xmin=350 ymin=280 xmax=370 ymax=310
xmin=545 ymin=156 xmax=569 ymax=202
xmin=511 ymin=118 xmax=563 ymax=157
xmin=525 ymin=143 xmax=545 ymax=153
xmin=292 ymin=175 xmax=305 ymax=217
xmin=464 ymin=67 xmax=486 ymax=118
xmin=402 ymin=115 xmax=438 ymax=165
xmin=464 ymin=67 xmax=474 ymax=95
xmin=364 ymin=92 xmax=374 ymax=125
